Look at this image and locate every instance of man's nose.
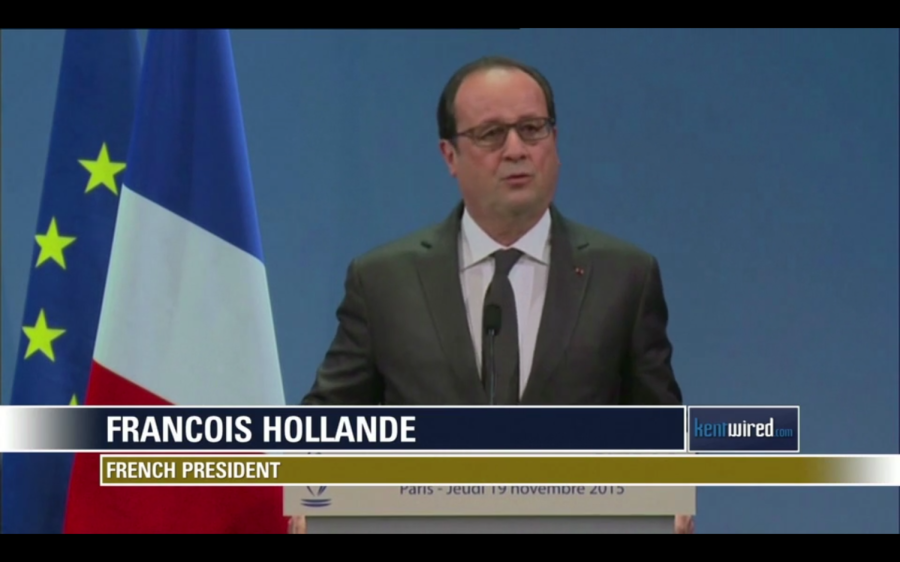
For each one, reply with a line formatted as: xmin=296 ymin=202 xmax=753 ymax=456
xmin=502 ymin=129 xmax=528 ymax=158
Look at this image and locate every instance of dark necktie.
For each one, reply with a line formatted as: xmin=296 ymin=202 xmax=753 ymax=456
xmin=482 ymin=248 xmax=523 ymax=404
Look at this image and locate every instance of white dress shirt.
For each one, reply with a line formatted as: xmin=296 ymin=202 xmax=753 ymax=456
xmin=458 ymin=207 xmax=551 ymax=397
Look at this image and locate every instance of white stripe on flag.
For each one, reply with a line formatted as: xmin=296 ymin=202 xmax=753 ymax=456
xmin=94 ymin=185 xmax=285 ymax=406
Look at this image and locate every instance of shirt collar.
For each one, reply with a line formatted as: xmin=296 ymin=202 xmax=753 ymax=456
xmin=460 ymin=206 xmax=551 ymax=270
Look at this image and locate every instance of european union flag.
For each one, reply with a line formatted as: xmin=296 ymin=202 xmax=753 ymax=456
xmin=1 ymin=29 xmax=141 ymax=534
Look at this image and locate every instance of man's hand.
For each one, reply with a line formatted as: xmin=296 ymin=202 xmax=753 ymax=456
xmin=288 ymin=516 xmax=307 ymax=534
xmin=675 ymin=514 xmax=694 ymax=534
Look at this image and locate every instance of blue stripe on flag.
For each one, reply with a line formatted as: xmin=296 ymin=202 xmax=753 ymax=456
xmin=122 ymin=29 xmax=264 ymax=261
xmin=1 ymin=29 xmax=141 ymax=534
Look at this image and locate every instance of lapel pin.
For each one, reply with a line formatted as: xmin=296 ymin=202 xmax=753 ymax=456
xmin=574 ymin=267 xmax=584 ymax=276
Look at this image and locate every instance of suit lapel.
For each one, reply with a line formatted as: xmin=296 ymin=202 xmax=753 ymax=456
xmin=521 ymin=206 xmax=591 ymax=402
xmin=414 ymin=204 xmax=486 ymax=403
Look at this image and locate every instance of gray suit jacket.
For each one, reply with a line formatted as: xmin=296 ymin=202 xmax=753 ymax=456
xmin=301 ymin=203 xmax=682 ymax=406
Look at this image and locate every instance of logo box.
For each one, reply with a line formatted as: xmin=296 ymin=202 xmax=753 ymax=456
xmin=688 ymin=406 xmax=799 ymax=453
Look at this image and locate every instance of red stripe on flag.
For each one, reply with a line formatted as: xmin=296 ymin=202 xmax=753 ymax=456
xmin=63 ymin=361 xmax=289 ymax=534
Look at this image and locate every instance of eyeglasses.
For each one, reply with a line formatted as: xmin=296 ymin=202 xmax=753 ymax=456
xmin=455 ymin=117 xmax=555 ymax=149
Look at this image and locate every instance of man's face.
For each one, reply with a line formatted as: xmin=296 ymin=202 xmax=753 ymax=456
xmin=440 ymin=68 xmax=560 ymax=221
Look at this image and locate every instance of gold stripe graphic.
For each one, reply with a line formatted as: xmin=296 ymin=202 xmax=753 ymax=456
xmin=98 ymin=455 xmax=898 ymax=485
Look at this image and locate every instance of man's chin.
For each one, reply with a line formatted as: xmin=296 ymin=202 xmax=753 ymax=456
xmin=496 ymin=197 xmax=543 ymax=219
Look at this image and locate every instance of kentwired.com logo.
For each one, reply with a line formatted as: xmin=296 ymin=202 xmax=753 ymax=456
xmin=693 ymin=417 xmax=794 ymax=439
xmin=688 ymin=406 xmax=799 ymax=452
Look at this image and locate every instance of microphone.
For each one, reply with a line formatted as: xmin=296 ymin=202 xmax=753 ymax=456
xmin=483 ymin=304 xmax=502 ymax=405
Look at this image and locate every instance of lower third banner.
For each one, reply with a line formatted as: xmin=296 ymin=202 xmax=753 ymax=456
xmin=0 ymin=406 xmax=686 ymax=452
xmin=95 ymin=454 xmax=900 ymax=486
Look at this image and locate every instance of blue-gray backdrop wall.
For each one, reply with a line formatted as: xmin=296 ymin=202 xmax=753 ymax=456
xmin=2 ymin=28 xmax=898 ymax=533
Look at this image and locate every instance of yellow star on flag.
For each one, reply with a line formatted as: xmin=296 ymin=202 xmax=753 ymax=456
xmin=79 ymin=142 xmax=126 ymax=195
xmin=35 ymin=217 xmax=76 ymax=269
xmin=22 ymin=309 xmax=66 ymax=361
xmin=70 ymin=394 xmax=79 ymax=406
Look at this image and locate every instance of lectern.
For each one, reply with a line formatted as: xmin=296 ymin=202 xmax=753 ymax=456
xmin=285 ymin=486 xmax=695 ymax=534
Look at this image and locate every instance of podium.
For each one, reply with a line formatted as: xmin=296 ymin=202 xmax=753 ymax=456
xmin=285 ymin=486 xmax=695 ymax=534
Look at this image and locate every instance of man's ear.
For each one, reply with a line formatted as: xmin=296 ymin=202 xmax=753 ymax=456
xmin=438 ymin=139 xmax=458 ymax=177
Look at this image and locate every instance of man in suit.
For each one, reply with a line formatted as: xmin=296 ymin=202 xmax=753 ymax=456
xmin=294 ymin=55 xmax=693 ymax=533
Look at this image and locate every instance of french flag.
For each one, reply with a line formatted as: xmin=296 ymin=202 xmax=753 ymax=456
xmin=63 ymin=29 xmax=288 ymax=534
